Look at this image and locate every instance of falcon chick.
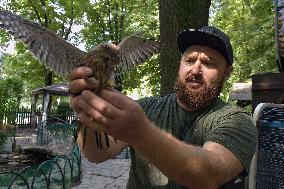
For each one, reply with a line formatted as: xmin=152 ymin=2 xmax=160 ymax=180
xmin=0 ymin=9 xmax=160 ymax=149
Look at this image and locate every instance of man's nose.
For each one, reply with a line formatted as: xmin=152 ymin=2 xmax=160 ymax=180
xmin=191 ymin=60 xmax=202 ymax=74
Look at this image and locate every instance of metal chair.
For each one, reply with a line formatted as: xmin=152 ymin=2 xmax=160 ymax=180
xmin=249 ymin=103 xmax=284 ymax=189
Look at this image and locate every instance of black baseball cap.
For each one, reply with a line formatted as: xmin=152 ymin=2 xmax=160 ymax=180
xmin=177 ymin=26 xmax=233 ymax=65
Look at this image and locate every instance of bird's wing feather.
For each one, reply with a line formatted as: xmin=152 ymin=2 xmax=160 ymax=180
xmin=117 ymin=33 xmax=159 ymax=73
xmin=0 ymin=9 xmax=85 ymax=76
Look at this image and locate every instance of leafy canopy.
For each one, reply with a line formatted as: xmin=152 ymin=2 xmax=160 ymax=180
xmin=0 ymin=0 xmax=279 ymax=106
xmin=210 ymin=0 xmax=276 ymax=101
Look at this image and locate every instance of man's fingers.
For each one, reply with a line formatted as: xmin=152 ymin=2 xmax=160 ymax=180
xmin=70 ymin=96 xmax=82 ymax=113
xmin=69 ymin=78 xmax=98 ymax=95
xmin=80 ymin=90 xmax=119 ymax=119
xmin=68 ymin=67 xmax=99 ymax=95
xmin=77 ymin=112 xmax=107 ymax=133
xmin=68 ymin=67 xmax=93 ymax=80
xmin=100 ymin=89 xmax=134 ymax=110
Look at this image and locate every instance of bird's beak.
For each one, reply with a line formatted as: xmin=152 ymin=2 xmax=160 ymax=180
xmin=108 ymin=43 xmax=119 ymax=51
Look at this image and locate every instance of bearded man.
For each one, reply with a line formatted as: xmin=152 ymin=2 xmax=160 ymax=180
xmin=69 ymin=26 xmax=257 ymax=189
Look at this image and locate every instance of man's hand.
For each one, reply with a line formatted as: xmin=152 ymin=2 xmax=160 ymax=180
xmin=69 ymin=67 xmax=98 ymax=115
xmin=69 ymin=66 xmax=150 ymax=145
xmin=69 ymin=67 xmax=129 ymax=162
xmin=76 ymin=88 xmax=151 ymax=145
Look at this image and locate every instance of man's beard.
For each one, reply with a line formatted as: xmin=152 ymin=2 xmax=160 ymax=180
xmin=174 ymin=74 xmax=225 ymax=111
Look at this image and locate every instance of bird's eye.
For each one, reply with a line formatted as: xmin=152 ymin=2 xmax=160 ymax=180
xmin=103 ymin=57 xmax=109 ymax=62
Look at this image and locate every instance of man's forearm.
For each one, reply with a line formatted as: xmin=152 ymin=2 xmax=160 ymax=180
xmin=132 ymin=122 xmax=228 ymax=189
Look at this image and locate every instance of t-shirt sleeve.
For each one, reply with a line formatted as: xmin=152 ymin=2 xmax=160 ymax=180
xmin=136 ymin=96 xmax=160 ymax=110
xmin=205 ymin=108 xmax=257 ymax=175
xmin=136 ymin=97 xmax=149 ymax=108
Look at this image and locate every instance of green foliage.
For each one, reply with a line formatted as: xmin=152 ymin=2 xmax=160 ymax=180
xmin=0 ymin=0 xmax=87 ymax=100
xmin=122 ymin=55 xmax=160 ymax=97
xmin=0 ymin=130 xmax=8 ymax=149
xmin=0 ymin=77 xmax=23 ymax=110
xmin=210 ymin=0 xmax=277 ymax=101
xmin=80 ymin=0 xmax=160 ymax=96
xmin=1 ymin=0 xmax=278 ymax=103
xmin=0 ymin=77 xmax=24 ymax=123
xmin=56 ymin=101 xmax=73 ymax=116
xmin=81 ymin=0 xmax=159 ymax=47
xmin=121 ymin=0 xmax=160 ymax=97
xmin=2 ymin=50 xmax=46 ymax=99
xmin=1 ymin=0 xmax=160 ymax=102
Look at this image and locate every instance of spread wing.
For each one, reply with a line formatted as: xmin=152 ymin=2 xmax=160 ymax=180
xmin=0 ymin=9 xmax=86 ymax=76
xmin=117 ymin=33 xmax=160 ymax=73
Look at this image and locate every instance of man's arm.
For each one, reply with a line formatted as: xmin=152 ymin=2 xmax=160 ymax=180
xmin=76 ymin=89 xmax=245 ymax=189
xmin=133 ymin=123 xmax=243 ymax=188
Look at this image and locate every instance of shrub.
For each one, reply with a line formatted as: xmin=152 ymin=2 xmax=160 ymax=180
xmin=0 ymin=130 xmax=8 ymax=149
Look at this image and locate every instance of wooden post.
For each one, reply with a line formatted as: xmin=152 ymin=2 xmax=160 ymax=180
xmin=31 ymin=93 xmax=38 ymax=129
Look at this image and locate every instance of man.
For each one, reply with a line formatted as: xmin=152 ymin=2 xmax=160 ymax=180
xmin=68 ymin=26 xmax=257 ymax=189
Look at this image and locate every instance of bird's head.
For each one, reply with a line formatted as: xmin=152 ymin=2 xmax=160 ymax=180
xmin=85 ymin=43 xmax=120 ymax=88
xmin=88 ymin=43 xmax=119 ymax=71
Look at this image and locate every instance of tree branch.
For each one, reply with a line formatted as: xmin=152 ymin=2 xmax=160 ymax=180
xmin=40 ymin=0 xmax=48 ymax=27
xmin=106 ymin=0 xmax=113 ymax=41
xmin=119 ymin=0 xmax=125 ymax=42
xmin=114 ymin=1 xmax=119 ymax=44
xmin=243 ymin=0 xmax=253 ymax=14
xmin=64 ymin=1 xmax=75 ymax=40
xmin=27 ymin=0 xmax=43 ymax=25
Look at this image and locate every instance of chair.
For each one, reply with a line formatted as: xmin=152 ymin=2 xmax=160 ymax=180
xmin=249 ymin=103 xmax=284 ymax=189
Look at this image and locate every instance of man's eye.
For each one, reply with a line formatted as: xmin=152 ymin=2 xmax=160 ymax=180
xmin=185 ymin=58 xmax=195 ymax=64
xmin=204 ymin=59 xmax=217 ymax=67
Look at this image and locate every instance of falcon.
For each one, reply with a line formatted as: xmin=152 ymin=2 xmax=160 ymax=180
xmin=0 ymin=9 xmax=160 ymax=149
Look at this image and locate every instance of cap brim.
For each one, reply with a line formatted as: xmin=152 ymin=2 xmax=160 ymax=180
xmin=177 ymin=30 xmax=228 ymax=63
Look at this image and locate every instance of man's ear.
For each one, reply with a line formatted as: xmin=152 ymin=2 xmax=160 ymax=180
xmin=224 ymin=66 xmax=233 ymax=80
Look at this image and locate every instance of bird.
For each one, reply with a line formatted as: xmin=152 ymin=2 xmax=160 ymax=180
xmin=0 ymin=9 xmax=160 ymax=150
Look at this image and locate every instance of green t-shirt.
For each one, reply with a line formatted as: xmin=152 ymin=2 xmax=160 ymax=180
xmin=126 ymin=93 xmax=257 ymax=189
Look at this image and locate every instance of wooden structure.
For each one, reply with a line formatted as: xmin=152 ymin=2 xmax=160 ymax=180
xmin=229 ymin=82 xmax=252 ymax=107
xmin=30 ymin=83 xmax=71 ymax=128
xmin=252 ymin=73 xmax=284 ymax=111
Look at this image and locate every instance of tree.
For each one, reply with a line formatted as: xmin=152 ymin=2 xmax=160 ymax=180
xmin=1 ymin=0 xmax=276 ymax=104
xmin=81 ymin=0 xmax=160 ymax=95
xmin=0 ymin=0 xmax=88 ymax=106
xmin=2 ymin=0 xmax=86 ymax=86
xmin=210 ymin=0 xmax=276 ymax=101
xmin=158 ymin=0 xmax=212 ymax=96
xmin=0 ymin=0 xmax=161 ymax=102
xmin=0 ymin=77 xmax=23 ymax=124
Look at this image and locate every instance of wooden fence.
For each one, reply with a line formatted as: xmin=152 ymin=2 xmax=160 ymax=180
xmin=0 ymin=106 xmax=76 ymax=128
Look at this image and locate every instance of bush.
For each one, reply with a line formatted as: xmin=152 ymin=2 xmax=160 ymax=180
xmin=0 ymin=77 xmax=24 ymax=124
xmin=56 ymin=101 xmax=73 ymax=116
xmin=0 ymin=130 xmax=8 ymax=149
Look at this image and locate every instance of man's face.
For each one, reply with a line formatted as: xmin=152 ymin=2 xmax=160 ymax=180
xmin=175 ymin=45 xmax=232 ymax=111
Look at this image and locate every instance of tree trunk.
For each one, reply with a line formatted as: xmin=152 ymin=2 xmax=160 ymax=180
xmin=158 ymin=0 xmax=211 ymax=96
